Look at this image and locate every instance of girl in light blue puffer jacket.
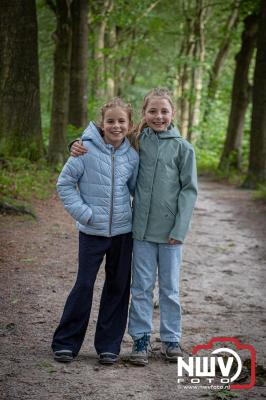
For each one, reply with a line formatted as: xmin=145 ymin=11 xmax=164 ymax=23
xmin=51 ymin=98 xmax=139 ymax=365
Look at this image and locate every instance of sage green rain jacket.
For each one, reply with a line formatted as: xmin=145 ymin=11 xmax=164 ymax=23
xmin=132 ymin=125 xmax=197 ymax=243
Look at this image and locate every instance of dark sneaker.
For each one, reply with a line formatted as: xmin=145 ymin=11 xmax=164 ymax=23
xmin=53 ymin=349 xmax=74 ymax=363
xmin=99 ymin=352 xmax=119 ymax=365
xmin=129 ymin=333 xmax=150 ymax=366
xmin=161 ymin=342 xmax=183 ymax=361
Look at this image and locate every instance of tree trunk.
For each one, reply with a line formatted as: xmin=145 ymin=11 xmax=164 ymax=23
xmin=94 ymin=19 xmax=106 ymax=99
xmin=87 ymin=3 xmax=96 ymax=99
xmin=68 ymin=0 xmax=88 ymax=128
xmin=187 ymin=0 xmax=206 ymax=142
xmin=179 ymin=8 xmax=195 ymax=138
xmin=0 ymin=0 xmax=43 ymax=160
xmin=244 ymin=1 xmax=266 ymax=188
xmin=106 ymin=25 xmax=117 ymax=98
xmin=203 ymin=2 xmax=240 ymax=123
xmin=219 ymin=14 xmax=258 ymax=171
xmin=47 ymin=0 xmax=72 ymax=165
xmin=94 ymin=0 xmax=113 ymax=100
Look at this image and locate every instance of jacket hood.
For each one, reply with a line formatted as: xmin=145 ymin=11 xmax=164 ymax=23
xmin=81 ymin=121 xmax=131 ymax=154
xmin=143 ymin=123 xmax=181 ymax=139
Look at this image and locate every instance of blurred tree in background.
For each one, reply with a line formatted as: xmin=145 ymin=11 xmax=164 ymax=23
xmin=219 ymin=12 xmax=258 ymax=172
xmin=0 ymin=0 xmax=44 ymax=160
xmin=244 ymin=0 xmax=266 ymax=187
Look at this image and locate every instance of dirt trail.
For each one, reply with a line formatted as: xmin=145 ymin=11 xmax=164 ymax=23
xmin=0 ymin=178 xmax=265 ymax=400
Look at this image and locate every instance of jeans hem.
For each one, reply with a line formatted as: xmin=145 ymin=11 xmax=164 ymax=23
xmin=95 ymin=348 xmax=120 ymax=355
xmin=130 ymin=332 xmax=151 ymax=340
xmin=160 ymin=336 xmax=181 ymax=343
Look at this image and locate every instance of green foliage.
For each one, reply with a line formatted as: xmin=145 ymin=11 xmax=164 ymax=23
xmin=240 ymin=0 xmax=261 ymax=17
xmin=66 ymin=125 xmax=84 ymax=144
xmin=1 ymin=134 xmax=45 ymax=162
xmin=34 ymin=0 xmax=262 ymax=186
xmin=194 ymin=112 xmax=249 ymax=184
xmin=0 ymin=157 xmax=57 ymax=206
xmin=195 ymin=147 xmax=219 ymax=173
xmin=195 ymin=143 xmax=247 ymax=185
xmin=38 ymin=360 xmax=57 ymax=373
xmin=194 ymin=108 xmax=228 ymax=175
xmin=253 ymin=184 xmax=266 ymax=200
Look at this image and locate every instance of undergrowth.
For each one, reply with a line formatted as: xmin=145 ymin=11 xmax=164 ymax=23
xmin=0 ymin=157 xmax=59 ymax=208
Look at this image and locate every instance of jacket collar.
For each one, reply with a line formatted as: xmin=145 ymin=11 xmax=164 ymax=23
xmin=143 ymin=123 xmax=181 ymax=139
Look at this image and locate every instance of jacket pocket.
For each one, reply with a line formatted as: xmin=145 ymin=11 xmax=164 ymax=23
xmin=85 ymin=205 xmax=94 ymax=225
xmin=87 ymin=212 xmax=93 ymax=225
xmin=123 ymin=203 xmax=132 ymax=224
xmin=165 ymin=202 xmax=176 ymax=217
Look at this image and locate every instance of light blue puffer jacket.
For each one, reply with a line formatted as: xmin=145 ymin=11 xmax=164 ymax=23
xmin=57 ymin=122 xmax=139 ymax=237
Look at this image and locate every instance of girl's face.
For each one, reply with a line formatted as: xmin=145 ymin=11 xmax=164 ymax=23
xmin=143 ymin=97 xmax=174 ymax=132
xmin=101 ymin=107 xmax=130 ymax=148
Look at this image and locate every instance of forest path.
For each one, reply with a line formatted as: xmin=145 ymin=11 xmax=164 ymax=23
xmin=0 ymin=178 xmax=265 ymax=400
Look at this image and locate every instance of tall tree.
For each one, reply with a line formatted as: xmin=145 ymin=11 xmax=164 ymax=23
xmin=94 ymin=0 xmax=113 ymax=100
xmin=219 ymin=13 xmax=258 ymax=171
xmin=104 ymin=0 xmax=160 ymax=98
xmin=47 ymin=0 xmax=72 ymax=164
xmin=187 ymin=0 xmax=206 ymax=141
xmin=203 ymin=1 xmax=240 ymax=123
xmin=244 ymin=0 xmax=266 ymax=187
xmin=178 ymin=2 xmax=195 ymax=138
xmin=0 ymin=0 xmax=44 ymax=160
xmin=105 ymin=26 xmax=116 ymax=98
xmin=68 ymin=0 xmax=88 ymax=128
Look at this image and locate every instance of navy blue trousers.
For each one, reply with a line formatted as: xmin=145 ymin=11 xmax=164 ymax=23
xmin=51 ymin=231 xmax=132 ymax=356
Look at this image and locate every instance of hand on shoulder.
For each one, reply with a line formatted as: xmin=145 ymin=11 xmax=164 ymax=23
xmin=70 ymin=140 xmax=87 ymax=157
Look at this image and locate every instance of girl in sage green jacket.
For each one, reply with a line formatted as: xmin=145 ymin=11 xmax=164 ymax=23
xmin=70 ymin=89 xmax=197 ymax=366
xmin=128 ymin=88 xmax=197 ymax=366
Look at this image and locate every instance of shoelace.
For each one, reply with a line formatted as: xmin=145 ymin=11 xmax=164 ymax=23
xmin=166 ymin=342 xmax=177 ymax=349
xmin=165 ymin=342 xmax=182 ymax=352
xmin=135 ymin=333 xmax=150 ymax=352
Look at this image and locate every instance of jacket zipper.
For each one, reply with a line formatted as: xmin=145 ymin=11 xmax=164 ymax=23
xmin=109 ymin=151 xmax=115 ymax=236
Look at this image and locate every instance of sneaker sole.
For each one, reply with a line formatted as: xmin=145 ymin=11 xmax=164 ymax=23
xmin=99 ymin=352 xmax=119 ymax=365
xmin=129 ymin=358 xmax=148 ymax=366
xmin=54 ymin=355 xmax=73 ymax=363
xmin=161 ymin=352 xmax=180 ymax=362
xmin=99 ymin=358 xmax=118 ymax=365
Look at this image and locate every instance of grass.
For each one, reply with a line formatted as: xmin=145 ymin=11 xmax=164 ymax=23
xmin=196 ymin=147 xmax=245 ymax=185
xmin=0 ymin=157 xmax=59 ymax=208
xmin=0 ymin=150 xmax=265 ymax=216
xmin=253 ymin=183 xmax=266 ymax=200
xmin=196 ymin=151 xmax=266 ymax=199
xmin=194 ymin=147 xmax=266 ymax=191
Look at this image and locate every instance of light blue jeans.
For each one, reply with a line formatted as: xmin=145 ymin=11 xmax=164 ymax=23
xmin=128 ymin=239 xmax=182 ymax=342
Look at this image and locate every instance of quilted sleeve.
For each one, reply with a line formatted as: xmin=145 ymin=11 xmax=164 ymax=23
xmin=57 ymin=156 xmax=93 ymax=225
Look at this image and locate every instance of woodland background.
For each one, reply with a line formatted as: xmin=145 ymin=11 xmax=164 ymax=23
xmin=0 ymin=0 xmax=266 ymax=213
xmin=1 ymin=4 xmax=266 ymax=399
